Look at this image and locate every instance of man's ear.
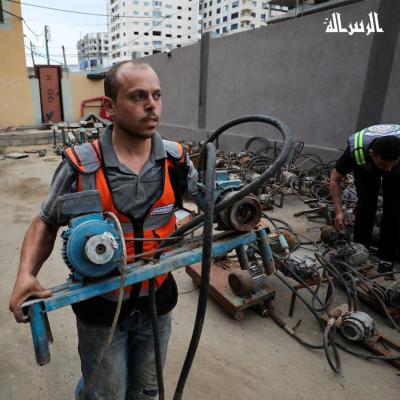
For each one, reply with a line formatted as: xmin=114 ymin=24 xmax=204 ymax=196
xmin=369 ymin=149 xmax=375 ymax=157
xmin=103 ymin=96 xmax=115 ymax=115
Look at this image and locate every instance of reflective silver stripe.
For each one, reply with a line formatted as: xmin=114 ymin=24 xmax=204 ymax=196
xmin=73 ymin=143 xmax=100 ymax=173
xmin=163 ymin=140 xmax=182 ymax=159
xmin=120 ymin=214 xmax=174 ymax=232
xmin=143 ymin=212 xmax=174 ymax=230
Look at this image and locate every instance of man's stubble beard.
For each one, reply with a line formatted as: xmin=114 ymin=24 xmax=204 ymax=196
xmin=117 ymin=120 xmax=158 ymax=140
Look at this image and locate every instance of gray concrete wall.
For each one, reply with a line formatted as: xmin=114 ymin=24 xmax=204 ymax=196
xmin=144 ymin=0 xmax=398 ymax=157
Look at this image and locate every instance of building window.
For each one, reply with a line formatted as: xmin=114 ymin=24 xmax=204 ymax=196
xmin=153 ymin=0 xmax=162 ymax=6
xmin=177 ymin=5 xmax=182 ymax=9
xmin=178 ymin=15 xmax=181 ymax=19
xmin=209 ymin=11 xmax=212 ymax=16
xmin=223 ymin=16 xmax=227 ymax=22
xmin=177 ymin=34 xmax=182 ymax=38
xmin=232 ymin=0 xmax=239 ymax=7
xmin=166 ymin=33 xmax=172 ymax=37
xmin=217 ymin=7 xmax=220 ymax=13
xmin=231 ymin=23 xmax=238 ymax=30
xmin=231 ymin=12 xmax=238 ymax=19
xmin=208 ymin=21 xmax=212 ymax=26
xmin=222 ymin=26 xmax=227 ymax=33
xmin=153 ymin=11 xmax=162 ymax=17
xmin=216 ymin=28 xmax=220 ymax=34
xmin=153 ymin=30 xmax=162 ymax=36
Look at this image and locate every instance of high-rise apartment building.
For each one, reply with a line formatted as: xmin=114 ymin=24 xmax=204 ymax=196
xmin=200 ymin=0 xmax=287 ymax=37
xmin=107 ymin=0 xmax=199 ymax=63
xmin=77 ymin=32 xmax=110 ymax=71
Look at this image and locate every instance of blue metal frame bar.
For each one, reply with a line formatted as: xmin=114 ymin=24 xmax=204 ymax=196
xmin=22 ymin=231 xmax=261 ymax=315
xmin=21 ymin=229 xmax=271 ymax=365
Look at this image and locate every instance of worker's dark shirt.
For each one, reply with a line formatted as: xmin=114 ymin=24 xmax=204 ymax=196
xmin=335 ymin=145 xmax=400 ymax=176
xmin=40 ymin=127 xmax=198 ymax=325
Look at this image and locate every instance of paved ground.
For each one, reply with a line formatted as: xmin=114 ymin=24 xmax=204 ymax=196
xmin=0 ymin=144 xmax=399 ymax=400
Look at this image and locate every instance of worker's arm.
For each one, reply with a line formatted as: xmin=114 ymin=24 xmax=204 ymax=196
xmin=329 ymin=168 xmax=346 ymax=230
xmin=9 ymin=216 xmax=60 ymax=322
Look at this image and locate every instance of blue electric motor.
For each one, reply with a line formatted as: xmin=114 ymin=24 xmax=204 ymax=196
xmin=61 ymin=212 xmax=123 ymax=280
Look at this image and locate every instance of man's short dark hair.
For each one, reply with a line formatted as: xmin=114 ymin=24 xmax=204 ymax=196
xmin=371 ymin=136 xmax=400 ymax=161
xmin=104 ymin=60 xmax=151 ymax=101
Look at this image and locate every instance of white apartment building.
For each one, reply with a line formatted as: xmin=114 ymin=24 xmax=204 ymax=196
xmin=201 ymin=0 xmax=287 ymax=37
xmin=77 ymin=32 xmax=111 ymax=71
xmin=107 ymin=0 xmax=199 ymax=62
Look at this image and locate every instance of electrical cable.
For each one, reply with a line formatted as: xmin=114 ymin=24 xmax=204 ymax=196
xmin=173 ymin=143 xmax=216 ymax=400
xmin=156 ymin=115 xmax=292 ymax=255
xmin=78 ymin=211 xmax=127 ymax=400
xmin=149 ymin=278 xmax=165 ymax=400
xmin=323 ymin=323 xmax=341 ymax=373
xmin=6 ymin=0 xmax=170 ymax=19
xmin=2 ymin=8 xmax=42 ymax=36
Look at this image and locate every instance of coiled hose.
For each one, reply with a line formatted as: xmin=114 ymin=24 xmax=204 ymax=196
xmin=151 ymin=115 xmax=292 ymax=399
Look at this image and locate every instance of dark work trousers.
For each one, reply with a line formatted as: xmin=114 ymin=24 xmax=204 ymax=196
xmin=353 ymin=167 xmax=400 ymax=262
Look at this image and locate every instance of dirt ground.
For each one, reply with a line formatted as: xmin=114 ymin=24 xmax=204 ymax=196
xmin=0 ymin=144 xmax=399 ymax=400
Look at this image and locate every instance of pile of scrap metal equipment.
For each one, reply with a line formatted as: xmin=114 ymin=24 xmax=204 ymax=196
xmin=21 ymin=115 xmax=399 ymax=400
xmin=51 ymin=113 xmax=110 ymax=155
xmin=183 ymin=125 xmax=400 ymax=374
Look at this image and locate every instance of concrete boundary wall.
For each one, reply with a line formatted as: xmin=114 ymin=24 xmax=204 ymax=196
xmin=143 ymin=0 xmax=399 ymax=157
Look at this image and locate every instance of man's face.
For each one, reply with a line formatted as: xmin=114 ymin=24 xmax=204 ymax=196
xmin=369 ymin=149 xmax=400 ymax=172
xmin=106 ymin=65 xmax=162 ymax=139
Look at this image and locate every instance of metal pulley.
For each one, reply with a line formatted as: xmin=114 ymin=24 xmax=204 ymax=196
xmin=228 ymin=261 xmax=268 ymax=296
xmin=217 ymin=191 xmax=262 ymax=232
xmin=340 ymin=311 xmax=375 ymax=342
xmin=61 ymin=213 xmax=123 ymax=279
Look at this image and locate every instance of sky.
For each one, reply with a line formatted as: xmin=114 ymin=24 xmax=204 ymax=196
xmin=16 ymin=0 xmax=108 ymax=67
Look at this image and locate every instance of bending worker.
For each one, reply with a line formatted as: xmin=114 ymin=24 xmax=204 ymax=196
xmin=9 ymin=61 xmax=198 ymax=399
xmin=329 ymin=124 xmax=400 ymax=272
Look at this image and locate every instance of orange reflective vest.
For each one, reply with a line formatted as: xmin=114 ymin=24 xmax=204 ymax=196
xmin=64 ymin=138 xmax=185 ymax=301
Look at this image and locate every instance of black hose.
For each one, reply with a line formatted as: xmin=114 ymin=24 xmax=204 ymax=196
xmin=149 ymin=278 xmax=165 ymax=400
xmin=323 ymin=323 xmax=342 ymax=373
xmin=274 ymin=254 xmax=335 ymax=314
xmin=157 ymin=115 xmax=292 ymax=252
xmin=273 ymin=271 xmax=326 ymax=349
xmin=173 ymin=143 xmax=216 ymax=400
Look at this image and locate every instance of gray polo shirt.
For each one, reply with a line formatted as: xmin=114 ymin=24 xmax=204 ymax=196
xmin=40 ymin=126 xmax=198 ymax=225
